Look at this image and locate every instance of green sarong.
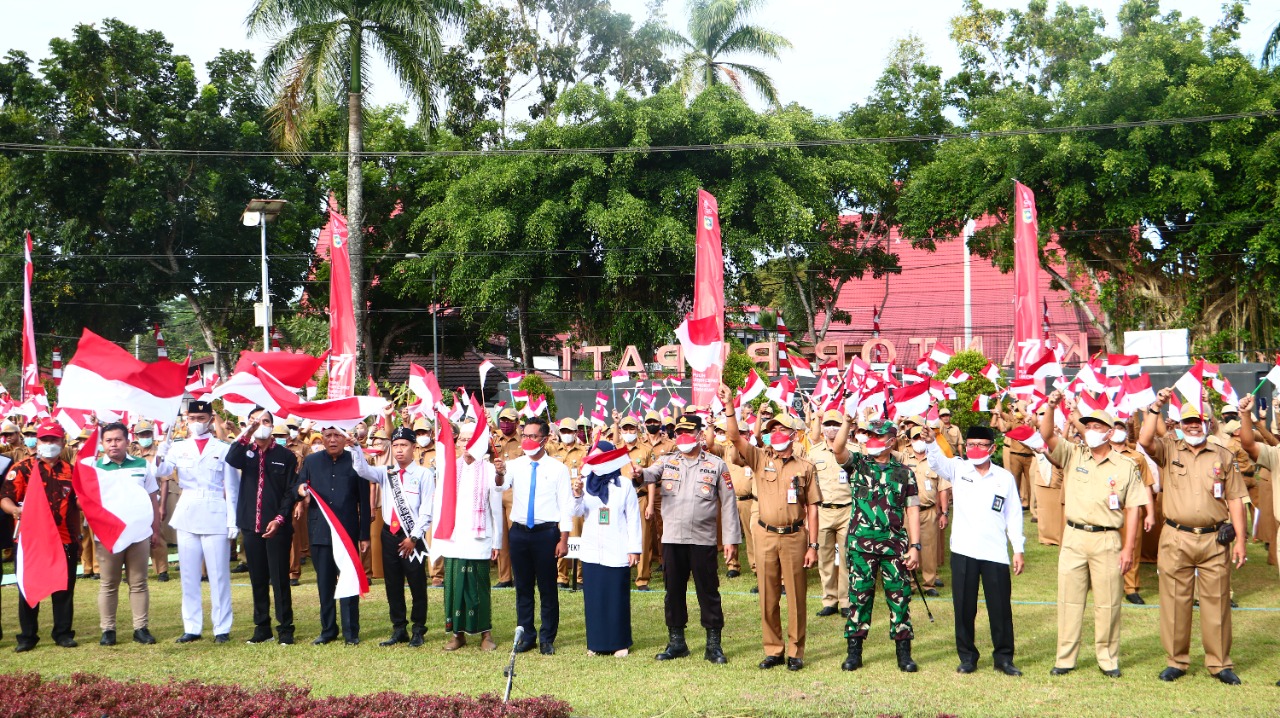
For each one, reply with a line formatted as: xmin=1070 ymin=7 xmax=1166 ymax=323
xmin=444 ymin=557 xmax=492 ymax=634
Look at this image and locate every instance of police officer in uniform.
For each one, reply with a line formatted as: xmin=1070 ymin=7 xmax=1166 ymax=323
xmin=492 ymin=407 xmax=523 ymax=588
xmin=807 ymin=410 xmax=853 ymax=618
xmin=1139 ymin=388 xmax=1248 ymax=685
xmin=1040 ymin=395 xmax=1146 ymax=677
xmin=552 ymin=417 xmax=587 ymax=587
xmin=721 ymin=386 xmax=819 ymax=671
xmin=637 ymin=417 xmax=740 ymax=664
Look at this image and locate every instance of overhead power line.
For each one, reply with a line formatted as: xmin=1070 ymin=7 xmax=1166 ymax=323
xmin=0 ymin=111 xmax=1276 ymax=159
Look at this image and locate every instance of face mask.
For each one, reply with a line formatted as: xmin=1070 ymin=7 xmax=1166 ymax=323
xmin=275 ymin=438 xmax=286 ymax=447
xmin=761 ymin=433 xmax=772 ymax=448
xmin=311 ymin=443 xmax=323 ymax=452
xmin=911 ymin=440 xmax=927 ymax=454
xmin=288 ymin=430 xmax=299 ymax=439
xmin=416 ymin=435 xmax=431 ymax=448
xmin=36 ymin=443 xmax=60 ymax=459
xmin=966 ymin=446 xmax=991 ymax=466
xmin=645 ymin=424 xmax=660 ymax=434
xmin=254 ymin=425 xmax=273 ymax=441
xmin=715 ymin=434 xmax=729 ymax=444
xmin=864 ymin=445 xmax=884 ymax=457
xmin=188 ymin=422 xmax=209 ymax=437
xmin=676 ymin=437 xmax=699 ymax=454
xmin=822 ymin=426 xmax=839 ymax=440
xmin=559 ymin=433 xmax=576 ymax=445
xmin=1174 ymin=429 xmax=1185 ymax=441
xmin=1084 ymin=430 xmax=1110 ymax=449
xmin=621 ymin=432 xmax=638 ymax=445
xmin=23 ymin=437 xmax=37 ymax=448
xmin=1184 ymin=433 xmax=1206 ymax=447
xmin=139 ymin=437 xmax=154 ymax=448
xmin=498 ymin=421 xmax=516 ymax=435
xmin=855 ymin=433 xmax=868 ymax=444
xmin=521 ymin=437 xmax=543 ymax=457
xmin=769 ymin=431 xmax=791 ymax=448
xmin=1111 ymin=430 xmax=1127 ymax=444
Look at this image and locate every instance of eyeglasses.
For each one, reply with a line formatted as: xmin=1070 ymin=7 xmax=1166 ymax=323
xmin=965 ymin=441 xmax=993 ymax=449
xmin=520 ymin=432 xmax=544 ymax=440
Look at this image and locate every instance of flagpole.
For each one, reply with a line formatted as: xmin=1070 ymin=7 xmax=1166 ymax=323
xmin=1251 ymin=378 xmax=1268 ymax=396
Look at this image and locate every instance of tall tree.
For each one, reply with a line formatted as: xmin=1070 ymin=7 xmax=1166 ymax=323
xmin=247 ymin=0 xmax=464 ymax=377
xmin=665 ymin=0 xmax=791 ymax=106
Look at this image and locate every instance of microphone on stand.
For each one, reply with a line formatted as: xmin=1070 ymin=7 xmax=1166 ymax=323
xmin=503 ymin=625 xmax=526 ymax=702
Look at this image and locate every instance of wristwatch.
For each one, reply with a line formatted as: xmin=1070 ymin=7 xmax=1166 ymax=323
xmin=807 ymin=542 xmax=819 ymax=550
xmin=910 ymin=543 xmax=923 ymax=551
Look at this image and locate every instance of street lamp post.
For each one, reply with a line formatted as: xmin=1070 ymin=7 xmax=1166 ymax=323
xmin=242 ymin=199 xmax=288 ymax=351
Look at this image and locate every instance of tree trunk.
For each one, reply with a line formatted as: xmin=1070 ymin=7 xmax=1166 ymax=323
xmin=184 ymin=293 xmax=226 ymax=377
xmin=1043 ymin=263 xmax=1118 ymax=353
xmin=347 ymin=27 xmax=367 ymax=381
xmin=516 ymin=291 xmax=532 ymax=369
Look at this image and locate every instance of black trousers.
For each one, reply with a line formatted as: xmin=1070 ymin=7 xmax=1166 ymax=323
xmin=312 ymin=543 xmax=360 ymax=641
xmin=951 ymin=552 xmax=1014 ymax=666
xmin=18 ymin=543 xmax=78 ymax=646
xmin=509 ymin=523 xmax=560 ymax=644
xmin=381 ymin=527 xmax=428 ymax=632
xmin=243 ymin=528 xmax=293 ymax=636
xmin=663 ymin=543 xmax=724 ymax=630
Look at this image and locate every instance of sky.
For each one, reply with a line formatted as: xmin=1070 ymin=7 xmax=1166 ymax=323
xmin=5 ymin=0 xmax=1278 ymax=120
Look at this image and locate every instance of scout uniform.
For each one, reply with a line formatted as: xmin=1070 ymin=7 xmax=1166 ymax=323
xmin=1145 ymin=407 xmax=1248 ymax=679
xmin=552 ymin=418 xmax=587 ymax=585
xmin=616 ymin=417 xmax=658 ymax=588
xmin=639 ymin=419 xmax=740 ymax=663
xmin=1048 ymin=417 xmax=1146 ymax=675
xmin=901 ymin=433 xmax=951 ymax=591
xmin=492 ymin=408 xmax=523 ymax=586
xmin=808 ymin=410 xmax=853 ymax=615
xmin=736 ymin=417 xmax=821 ymax=664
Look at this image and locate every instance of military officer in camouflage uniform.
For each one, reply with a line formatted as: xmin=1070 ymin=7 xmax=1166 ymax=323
xmin=842 ymin=420 xmax=922 ymax=673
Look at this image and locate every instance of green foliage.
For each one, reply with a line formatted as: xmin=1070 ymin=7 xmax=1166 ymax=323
xmin=722 ymin=346 xmax=758 ymax=393
xmin=934 ymin=350 xmax=1000 ymax=433
xmin=518 ymin=375 xmax=558 ymax=420
xmin=666 ymin=0 xmax=792 ymax=106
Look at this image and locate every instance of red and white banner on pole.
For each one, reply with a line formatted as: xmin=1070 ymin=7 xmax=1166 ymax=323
xmin=59 ymin=329 xmax=189 ymax=421
xmin=323 ymin=195 xmax=357 ymax=399
xmin=685 ymin=189 xmax=724 ymax=407
xmin=15 ymin=463 xmax=67 ymax=607
xmin=1012 ymin=181 xmax=1041 ymax=380
xmin=308 ymin=488 xmax=369 ymax=599
xmin=21 ymin=231 xmax=43 ymax=402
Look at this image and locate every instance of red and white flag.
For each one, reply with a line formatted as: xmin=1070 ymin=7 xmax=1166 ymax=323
xmin=233 ymin=350 xmax=325 ymax=391
xmin=1104 ymin=354 xmax=1142 ymax=377
xmin=782 ymin=347 xmax=815 ymax=379
xmin=478 ymin=359 xmax=496 ymax=396
xmin=1005 ymin=424 xmax=1045 ymax=451
xmin=980 ymin=362 xmax=1002 ymax=384
xmin=945 ymin=369 xmax=972 ymax=385
xmin=15 ymin=458 xmax=67 ymax=607
xmin=213 ymin=364 xmax=386 ymax=429
xmin=322 ymin=194 xmax=357 ymax=400
xmin=59 ymin=330 xmax=188 ymax=420
xmin=890 ymin=381 xmax=932 ymax=419
xmin=582 ymin=446 xmax=631 ymax=477
xmin=1012 ymin=181 xmax=1041 ymax=380
xmin=1211 ymin=376 xmax=1238 ymax=406
xmin=610 ymin=370 xmax=630 ymax=385
xmin=154 ymin=324 xmax=167 ymax=359
xmin=1173 ymin=363 xmax=1209 ymax=417
xmin=1026 ymin=347 xmax=1063 ymax=379
xmin=408 ymin=364 xmax=443 ymax=409
xmin=20 ymin=231 xmax=43 ymax=402
xmin=594 ymin=392 xmax=609 ymax=409
xmin=523 ymin=394 xmax=547 ymax=419
xmin=972 ymin=394 xmax=994 ymax=412
xmin=590 ymin=409 xmax=608 ymax=427
xmin=765 ymin=378 xmax=796 ymax=408
xmin=1119 ymin=374 xmax=1157 ymax=414
xmin=675 ymin=314 xmax=722 ymax=374
xmin=308 ymin=487 xmax=369 ymax=599
xmin=929 ymin=342 xmax=954 ymax=366
xmin=740 ymin=370 xmax=765 ymax=403
xmin=71 ymin=427 xmax=155 ymax=554
xmin=507 ymin=371 xmax=524 ymax=386
xmin=185 ymin=368 xmax=206 ymax=394
xmin=434 ymin=410 xmax=459 ymax=541
xmin=1263 ymin=357 xmax=1280 ymax=390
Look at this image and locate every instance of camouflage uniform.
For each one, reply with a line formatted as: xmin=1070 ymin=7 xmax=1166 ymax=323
xmin=844 ymin=453 xmax=919 ymax=641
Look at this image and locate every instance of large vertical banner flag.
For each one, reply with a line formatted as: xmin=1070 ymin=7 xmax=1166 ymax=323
xmin=15 ymin=462 xmax=67 ymax=607
xmin=324 ymin=195 xmax=357 ymax=399
xmin=690 ymin=189 xmax=724 ymax=407
xmin=21 ymin=231 xmax=42 ymax=401
xmin=1012 ymin=181 xmax=1041 ymax=380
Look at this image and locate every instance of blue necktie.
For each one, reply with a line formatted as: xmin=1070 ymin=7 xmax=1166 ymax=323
xmin=526 ymin=461 xmax=539 ymax=529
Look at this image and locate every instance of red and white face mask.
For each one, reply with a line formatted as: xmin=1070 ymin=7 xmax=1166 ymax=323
xmin=769 ymin=431 xmax=792 ymax=453
xmin=864 ymin=437 xmax=887 ymax=457
xmin=965 ymin=446 xmax=991 ymax=465
xmin=676 ymin=435 xmax=699 ymax=453
xmin=521 ymin=437 xmax=543 ymax=457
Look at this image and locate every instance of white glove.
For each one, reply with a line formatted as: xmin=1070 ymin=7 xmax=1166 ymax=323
xmin=228 ymin=527 xmax=240 ymax=540
xmin=155 ymin=440 xmax=172 ymax=463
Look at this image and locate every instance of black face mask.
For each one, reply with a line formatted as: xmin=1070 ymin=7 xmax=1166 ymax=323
xmin=645 ymin=424 xmax=660 ymax=434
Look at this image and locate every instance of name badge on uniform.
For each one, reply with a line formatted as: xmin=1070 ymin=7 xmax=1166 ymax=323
xmin=924 ymin=479 xmax=933 ymax=492
xmin=1108 ymin=493 xmax=1120 ymax=510
xmin=1213 ymin=481 xmax=1223 ymax=499
xmin=571 ymin=468 xmax=579 ymax=478
xmin=991 ymin=495 xmax=1005 ymax=512
xmin=765 ymin=463 xmax=777 ymax=473
xmin=1075 ymin=466 xmax=1089 ymax=474
xmin=838 ymin=470 xmax=848 ymax=484
xmin=598 ymin=507 xmax=610 ymax=525
xmin=787 ymin=487 xmax=798 ymax=504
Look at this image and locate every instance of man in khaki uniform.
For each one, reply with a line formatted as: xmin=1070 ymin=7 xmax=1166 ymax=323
xmin=492 ymin=407 xmax=523 ymax=588
xmin=642 ymin=410 xmax=674 ymax=570
xmin=131 ymin=420 xmax=175 ymax=582
xmin=722 ymin=388 xmax=819 ymax=671
xmin=808 ymin=410 xmax=853 ymax=617
xmin=1040 ymin=396 xmax=1146 ymax=677
xmin=616 ymin=416 xmax=658 ymax=589
xmin=1108 ymin=418 xmax=1156 ymax=604
xmin=281 ymin=420 xmax=311 ymax=587
xmin=996 ymin=406 xmax=1036 ymax=510
xmin=938 ymin=409 xmax=963 ymax=452
xmin=1238 ymin=397 xmax=1280 ymax=599
xmin=1140 ymin=389 xmax=1248 ymax=685
xmin=551 ymin=417 xmax=587 ymax=586
xmin=901 ymin=426 xmax=950 ymax=595
xmin=710 ymin=418 xmax=754 ymax=577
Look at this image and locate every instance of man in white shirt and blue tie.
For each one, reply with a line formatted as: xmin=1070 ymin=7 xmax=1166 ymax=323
xmin=495 ymin=416 xmax=572 ymax=655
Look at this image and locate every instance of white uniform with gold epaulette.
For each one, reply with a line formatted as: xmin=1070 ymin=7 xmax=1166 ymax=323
xmin=155 ymin=436 xmax=240 ymax=637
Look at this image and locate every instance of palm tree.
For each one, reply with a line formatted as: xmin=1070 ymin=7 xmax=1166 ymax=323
xmin=666 ymin=0 xmax=792 ymax=106
xmin=1265 ymin=19 xmax=1280 ymax=67
xmin=247 ymin=0 xmax=462 ymax=376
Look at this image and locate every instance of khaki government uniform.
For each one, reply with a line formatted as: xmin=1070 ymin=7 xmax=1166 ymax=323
xmin=1115 ymin=445 xmax=1154 ymax=594
xmin=493 ymin=431 xmax=523 ymax=584
xmin=553 ymin=442 xmax=587 ymax=584
xmin=1251 ymin=444 xmax=1280 ymax=577
xmin=706 ymin=439 xmax=756 ymax=574
xmin=1000 ymin=411 xmax=1035 ymax=509
xmin=809 ymin=440 xmax=852 ymax=611
xmin=1147 ymin=435 xmax=1248 ymax=674
xmin=288 ymin=438 xmax=315 ymax=581
xmin=618 ymin=437 xmax=656 ymax=586
xmin=901 ymin=451 xmax=951 ymax=588
xmin=735 ymin=443 xmax=820 ymax=660
xmin=1034 ymin=448 xmax=1064 ymax=546
xmin=1049 ymin=442 xmax=1146 ymax=671
xmin=644 ymin=433 xmax=675 ymax=566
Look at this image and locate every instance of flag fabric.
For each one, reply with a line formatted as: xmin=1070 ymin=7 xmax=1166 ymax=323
xmin=1263 ymin=360 xmax=1280 ymax=390
xmin=1005 ymin=424 xmax=1045 ymax=451
xmin=1042 ymin=298 xmax=1051 ymax=340
xmin=765 ymin=378 xmax=796 ymax=408
xmin=1104 ymin=354 xmax=1142 ymax=377
xmin=590 ymin=409 xmax=607 ymax=427
xmin=71 ymin=427 xmax=154 ymax=554
xmin=1012 ymin=181 xmax=1041 ymax=380
xmin=1027 ymin=347 xmax=1063 ymax=379
xmin=15 ymin=460 xmax=68 ymax=608
xmin=945 ymin=369 xmax=972 ymax=385
xmin=408 ymin=364 xmax=442 ymax=409
xmin=233 ymin=350 xmax=325 ymax=392
xmin=212 ymin=364 xmax=387 ymax=428
xmin=434 ymin=410 xmax=459 ymax=540
xmin=52 ymin=407 xmax=97 ymax=437
xmin=308 ymin=487 xmax=369 ymax=599
xmin=20 ymin=231 xmax=42 ymax=401
xmin=185 ymin=368 xmax=205 ymax=393
xmin=783 ymin=347 xmax=815 ymax=378
xmin=610 ymin=370 xmax=630 ymax=385
xmin=689 ymin=189 xmax=725 ymax=407
xmin=1173 ymin=364 xmax=1208 ymax=417
xmin=901 ymin=369 xmax=929 ymax=385
xmin=973 ymin=394 xmax=993 ymax=412
xmin=740 ymin=371 xmax=765 ymax=403
xmin=478 ymin=359 xmax=496 ymax=396
xmin=1119 ymin=374 xmax=1157 ymax=414
xmin=59 ymin=330 xmax=188 ymax=421
xmin=929 ymin=380 xmax=958 ymax=401
xmin=675 ymin=314 xmax=722 ymax=374
xmin=929 ymin=342 xmax=954 ymax=366
xmin=322 ymin=194 xmax=357 ymax=400
xmin=506 ymin=371 xmax=524 ymax=386
xmin=980 ymin=362 xmax=1002 ymax=384
xmin=594 ymin=392 xmax=609 ymax=409
xmin=153 ymin=324 xmax=167 ymax=359
xmin=890 ymin=381 xmax=932 ymax=420
xmin=1008 ymin=378 xmax=1038 ymax=396
xmin=1211 ymin=376 xmax=1238 ymax=406
xmin=582 ymin=446 xmax=631 ymax=477
xmin=523 ymin=395 xmax=547 ymax=419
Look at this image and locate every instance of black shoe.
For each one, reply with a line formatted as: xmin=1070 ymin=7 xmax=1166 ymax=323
xmin=1158 ymin=667 xmax=1186 ymax=682
xmin=289 ymin=578 xmax=300 ymax=587
xmin=840 ymin=607 xmax=850 ymax=618
xmin=1231 ymin=599 xmax=1239 ymax=608
xmin=380 ymin=629 xmax=410 ymax=647
xmin=924 ymin=588 xmax=940 ymax=597
xmin=934 ymin=578 xmax=944 ymax=587
xmin=1214 ymin=669 xmax=1241 ymax=685
xmin=313 ymin=636 xmax=336 ymax=646
xmin=1101 ymin=668 xmax=1121 ymax=678
xmin=816 ymin=606 xmax=838 ymax=617
xmin=557 ymin=582 xmax=570 ymax=590
xmin=344 ymin=636 xmax=360 ymax=646
xmin=896 ymin=640 xmax=917 ymax=672
xmin=758 ymin=654 xmax=785 ymax=669
xmin=539 ymin=642 xmax=555 ymax=655
xmin=55 ymin=637 xmax=78 ymax=648
xmin=277 ymin=633 xmax=294 ymax=645
xmin=1050 ymin=666 xmax=1073 ymax=676
xmin=176 ymin=633 xmax=202 ymax=644
xmin=704 ymin=628 xmax=727 ymax=664
xmin=1125 ymin=593 xmax=1145 ymax=605
xmin=842 ymin=637 xmax=864 ymax=671
xmin=99 ymin=631 xmax=116 ymax=647
xmin=781 ymin=586 xmax=786 ymax=595
xmin=156 ymin=572 xmax=169 ymax=583
xmin=786 ymin=657 xmax=803 ymax=671
xmin=214 ymin=634 xmax=230 ymax=644
xmin=201 ymin=575 xmax=208 ymax=583
xmin=514 ymin=640 xmax=536 ymax=654
xmin=956 ymin=662 xmax=976 ymax=674
xmin=655 ymin=629 xmax=690 ymax=660
xmin=995 ymin=662 xmax=1022 ymax=677
xmin=231 ymin=562 xmax=249 ymax=574
xmin=636 ymin=585 xmax=651 ymax=592
xmin=493 ymin=581 xmax=514 ymax=589
xmin=409 ymin=630 xmax=425 ymax=648
xmin=656 ymin=563 xmax=664 ymax=572
xmin=247 ymin=630 xmax=274 ymax=644
xmin=726 ymin=570 xmax=741 ymax=578
xmin=14 ymin=642 xmax=36 ymax=653
xmin=750 ymin=586 xmax=759 ymax=594
xmin=132 ymin=628 xmax=156 ymax=645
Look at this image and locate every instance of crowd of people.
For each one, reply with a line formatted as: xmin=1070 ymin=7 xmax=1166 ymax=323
xmin=0 ymin=380 xmax=1276 ymax=685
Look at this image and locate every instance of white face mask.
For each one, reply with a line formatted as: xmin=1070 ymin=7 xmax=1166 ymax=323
xmin=288 ymin=430 xmax=299 ymax=439
xmin=822 ymin=426 xmax=839 ymax=440
xmin=188 ymin=421 xmax=209 ymax=437
xmin=621 ymin=432 xmax=638 ymax=445
xmin=523 ymin=448 xmax=542 ymax=458
xmin=416 ymin=435 xmax=432 ymax=448
xmin=1184 ymin=433 xmax=1206 ymax=447
xmin=864 ymin=445 xmax=884 ymax=457
xmin=1110 ymin=429 xmax=1128 ymax=444
xmin=253 ymin=425 xmax=273 ymax=441
xmin=36 ymin=443 xmax=61 ymax=459
xmin=559 ymin=432 xmax=576 ymax=445
xmin=855 ymin=433 xmax=868 ymax=444
xmin=911 ymin=441 xmax=927 ymax=454
xmin=1084 ymin=430 xmax=1110 ymax=449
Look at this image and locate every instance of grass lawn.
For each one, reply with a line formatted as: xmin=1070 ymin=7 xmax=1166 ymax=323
xmin=3 ymin=521 xmax=1280 ymax=717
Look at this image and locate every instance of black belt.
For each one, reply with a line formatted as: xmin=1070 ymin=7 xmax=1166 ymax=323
xmin=739 ymin=495 xmax=756 ymax=501
xmin=758 ymin=519 xmax=805 ymax=535
xmin=1067 ymin=520 xmax=1117 ymax=533
xmin=511 ymin=521 xmax=560 ymax=533
xmin=1165 ymin=519 xmax=1221 ymax=535
xmin=819 ymin=502 xmax=851 ymax=509
xmin=1010 ymin=451 xmax=1034 ymax=457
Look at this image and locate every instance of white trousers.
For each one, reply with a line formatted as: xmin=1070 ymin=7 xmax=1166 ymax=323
xmin=177 ymin=529 xmax=233 ymax=635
